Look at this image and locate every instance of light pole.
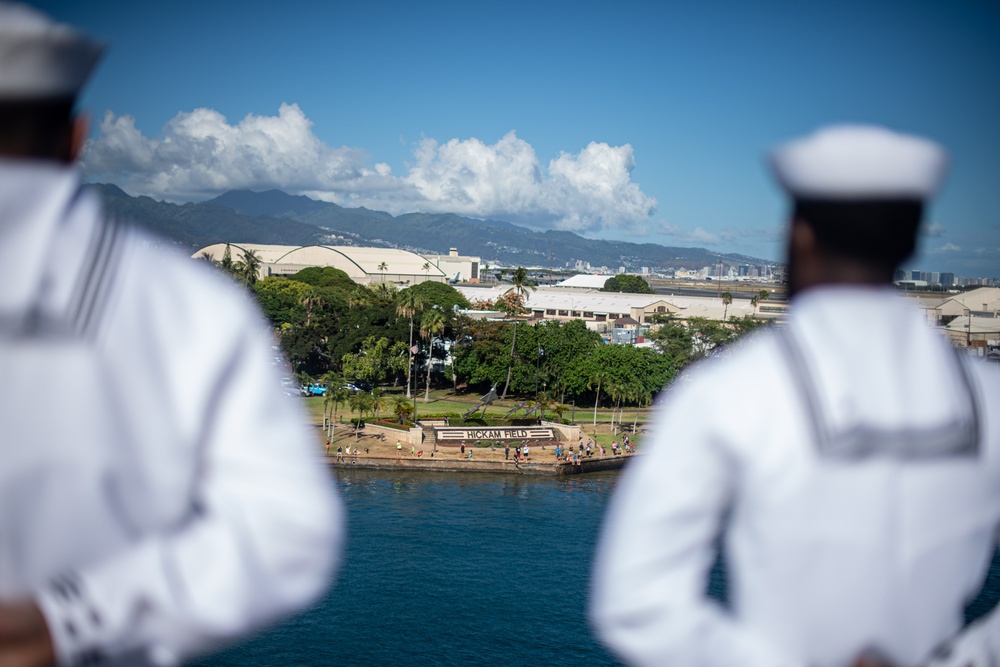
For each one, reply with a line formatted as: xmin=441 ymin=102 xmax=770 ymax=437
xmin=965 ymin=308 xmax=972 ymax=347
xmin=535 ymin=346 xmax=543 ymax=395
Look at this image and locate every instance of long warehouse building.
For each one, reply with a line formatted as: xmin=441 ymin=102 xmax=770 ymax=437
xmin=194 ymin=243 xmax=450 ymax=285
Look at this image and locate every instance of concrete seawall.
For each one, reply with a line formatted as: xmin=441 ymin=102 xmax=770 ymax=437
xmin=328 ymin=454 xmax=632 ymax=476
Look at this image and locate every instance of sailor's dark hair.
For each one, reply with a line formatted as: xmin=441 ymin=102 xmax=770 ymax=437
xmin=792 ymin=198 xmax=923 ymax=269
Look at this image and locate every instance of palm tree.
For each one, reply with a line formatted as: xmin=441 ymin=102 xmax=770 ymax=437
xmin=220 ymin=243 xmax=235 ymax=275
xmin=369 ymin=281 xmax=397 ymax=301
xmin=420 ymin=308 xmax=446 ymax=402
xmin=500 ymin=266 xmax=537 ymax=400
xmin=632 ymin=387 xmax=650 ymax=434
xmin=535 ymin=393 xmax=556 ymax=422
xmin=721 ymin=291 xmax=733 ymax=321
xmin=396 ymin=290 xmax=424 ymax=399
xmin=588 ymin=367 xmax=607 ymax=428
xmin=348 ymin=287 xmax=370 ymax=310
xmin=324 ymin=386 xmax=349 ymax=440
xmin=348 ymin=392 xmax=375 ymax=443
xmin=371 ymin=387 xmax=391 ymax=422
xmin=606 ymin=378 xmax=625 ymax=434
xmin=300 ymin=294 xmax=324 ymax=327
xmin=236 ymin=248 xmax=262 ymax=290
xmin=421 ymin=262 xmax=432 ymax=282
xmin=377 ymin=261 xmax=388 ymax=283
xmin=391 ymin=395 xmax=414 ymax=424
xmin=750 ymin=289 xmax=769 ymax=316
xmin=482 ymin=262 xmax=491 ymax=285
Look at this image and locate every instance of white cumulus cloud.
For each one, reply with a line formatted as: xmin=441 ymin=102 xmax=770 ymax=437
xmin=83 ymin=105 xmax=656 ymax=232
xmin=936 ymin=242 xmax=962 ymax=252
xmin=85 ymin=104 xmax=373 ymax=202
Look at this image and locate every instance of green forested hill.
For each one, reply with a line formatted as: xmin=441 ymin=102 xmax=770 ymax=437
xmin=90 ymin=184 xmax=768 ymax=270
xmin=92 ymin=184 xmax=325 ymax=248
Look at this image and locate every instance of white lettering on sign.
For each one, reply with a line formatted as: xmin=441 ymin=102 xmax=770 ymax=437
xmin=435 ymin=427 xmax=555 ymax=441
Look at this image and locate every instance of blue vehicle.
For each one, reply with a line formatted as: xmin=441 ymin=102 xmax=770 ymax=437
xmin=301 ymin=383 xmax=328 ymax=396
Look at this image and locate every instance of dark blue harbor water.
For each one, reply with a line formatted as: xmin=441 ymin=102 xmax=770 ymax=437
xmin=195 ymin=470 xmax=620 ymax=666
xmin=195 ymin=469 xmax=1000 ymax=666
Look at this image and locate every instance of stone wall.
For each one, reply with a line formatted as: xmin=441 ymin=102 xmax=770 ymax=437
xmin=327 ymin=454 xmax=631 ymax=476
xmin=541 ymin=420 xmax=582 ymax=442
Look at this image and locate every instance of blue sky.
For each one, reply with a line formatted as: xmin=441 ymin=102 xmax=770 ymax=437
xmin=30 ymin=0 xmax=1000 ymax=278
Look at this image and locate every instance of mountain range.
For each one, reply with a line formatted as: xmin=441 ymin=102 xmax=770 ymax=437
xmin=90 ymin=184 xmax=776 ymax=271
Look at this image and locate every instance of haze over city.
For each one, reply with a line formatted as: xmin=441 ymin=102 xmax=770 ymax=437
xmin=30 ymin=0 xmax=1000 ymax=279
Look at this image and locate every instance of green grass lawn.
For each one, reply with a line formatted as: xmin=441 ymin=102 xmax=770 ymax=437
xmin=303 ymin=388 xmax=655 ymax=428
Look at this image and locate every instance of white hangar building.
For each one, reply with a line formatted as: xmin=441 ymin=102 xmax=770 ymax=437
xmin=193 ymin=243 xmax=449 ymax=285
xmin=454 ymin=285 xmax=761 ymax=331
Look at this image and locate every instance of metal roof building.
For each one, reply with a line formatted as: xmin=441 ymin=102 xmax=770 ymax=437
xmin=193 ymin=243 xmax=448 ymax=285
xmin=555 ymin=274 xmax=614 ymax=289
xmin=454 ymin=286 xmax=758 ymax=330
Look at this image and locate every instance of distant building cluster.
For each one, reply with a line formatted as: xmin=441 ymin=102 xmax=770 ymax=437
xmin=671 ymin=264 xmax=780 ymax=282
xmin=895 ymin=270 xmax=999 ymax=289
xmin=919 ymin=287 xmax=1000 ymax=357
xmin=456 ymin=283 xmax=778 ymax=346
xmin=562 ymin=259 xmax=782 ymax=283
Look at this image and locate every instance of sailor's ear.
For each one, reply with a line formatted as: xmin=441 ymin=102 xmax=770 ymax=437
xmin=68 ymin=114 xmax=89 ymax=163
xmin=790 ymin=217 xmax=819 ymax=258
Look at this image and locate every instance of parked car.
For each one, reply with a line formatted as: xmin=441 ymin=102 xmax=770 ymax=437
xmin=300 ymin=383 xmax=328 ymax=396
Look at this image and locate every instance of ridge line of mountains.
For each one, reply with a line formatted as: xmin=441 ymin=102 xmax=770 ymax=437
xmin=91 ymin=184 xmax=774 ymax=271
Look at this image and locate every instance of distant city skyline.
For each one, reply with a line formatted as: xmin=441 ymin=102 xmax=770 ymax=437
xmin=30 ymin=0 xmax=1000 ymax=279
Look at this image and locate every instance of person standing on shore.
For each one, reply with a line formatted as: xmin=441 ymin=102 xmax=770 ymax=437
xmin=590 ymin=125 xmax=1000 ymax=667
xmin=0 ymin=5 xmax=343 ymax=666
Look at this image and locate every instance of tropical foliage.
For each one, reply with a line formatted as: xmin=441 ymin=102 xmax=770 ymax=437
xmin=238 ymin=263 xmax=766 ymax=412
xmin=204 ymin=243 xmax=262 ymax=290
xmin=600 ymin=274 xmax=654 ymax=294
xmin=500 ymin=266 xmax=537 ymax=399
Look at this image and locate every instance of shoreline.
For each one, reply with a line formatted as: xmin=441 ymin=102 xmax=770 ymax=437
xmin=326 ymin=453 xmax=631 ymax=476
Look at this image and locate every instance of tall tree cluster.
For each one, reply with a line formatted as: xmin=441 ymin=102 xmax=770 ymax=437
xmin=233 ymin=263 xmax=765 ymax=410
xmin=601 ymin=274 xmax=654 ymax=294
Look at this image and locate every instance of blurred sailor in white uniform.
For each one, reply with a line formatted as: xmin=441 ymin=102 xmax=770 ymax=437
xmin=0 ymin=4 xmax=342 ymax=666
xmin=590 ymin=124 xmax=1000 ymax=667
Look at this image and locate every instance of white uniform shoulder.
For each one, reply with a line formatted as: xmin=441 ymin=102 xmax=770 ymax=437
xmin=110 ymin=228 xmax=263 ymax=342
xmin=651 ymin=328 xmax=793 ymax=457
xmin=34 ymin=224 xmax=343 ymax=665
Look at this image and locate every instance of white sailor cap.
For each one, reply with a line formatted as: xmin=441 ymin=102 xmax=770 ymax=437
xmin=0 ymin=2 xmax=104 ymax=100
xmin=769 ymin=125 xmax=947 ymax=201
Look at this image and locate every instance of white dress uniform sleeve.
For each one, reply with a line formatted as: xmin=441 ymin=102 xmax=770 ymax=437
xmin=33 ymin=250 xmax=343 ymax=666
xmin=923 ymin=604 xmax=1000 ymax=667
xmin=590 ymin=372 xmax=805 ymax=667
